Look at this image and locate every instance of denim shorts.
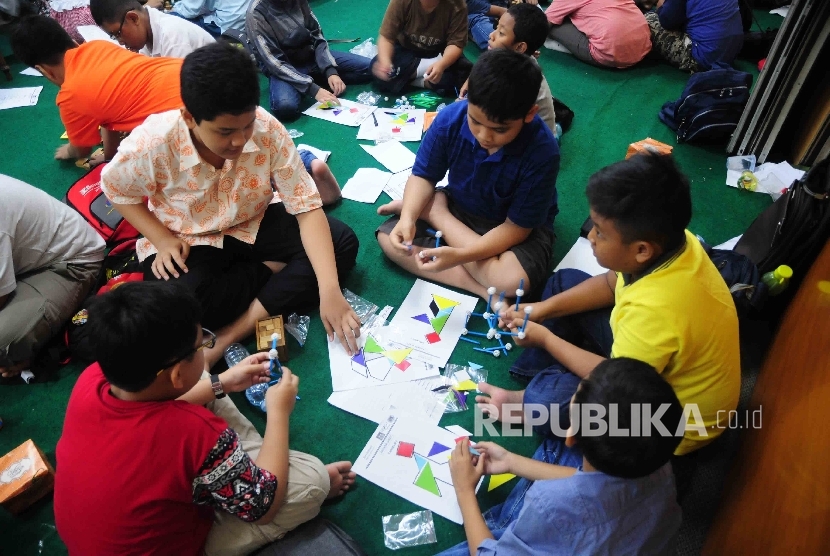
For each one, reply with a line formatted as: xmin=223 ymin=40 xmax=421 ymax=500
xmin=298 ymin=149 xmax=316 ymax=174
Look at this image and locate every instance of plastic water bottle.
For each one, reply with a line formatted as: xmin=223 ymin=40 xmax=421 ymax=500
xmin=245 ymin=382 xmax=269 ymax=412
xmin=554 ymin=123 xmax=562 ymax=141
xmin=223 ymin=343 xmax=250 ymax=368
xmin=761 ymin=265 xmax=793 ymax=296
xmin=737 ymin=170 xmax=758 ymax=191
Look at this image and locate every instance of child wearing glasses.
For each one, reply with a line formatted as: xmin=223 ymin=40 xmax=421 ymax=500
xmin=90 ymin=0 xmax=214 ymax=58
xmin=10 ymin=15 xmax=183 ymax=166
xmin=53 ymin=281 xmax=356 ymax=555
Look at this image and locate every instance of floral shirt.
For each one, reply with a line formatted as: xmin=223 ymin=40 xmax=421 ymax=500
xmin=101 ymin=107 xmax=322 ymax=261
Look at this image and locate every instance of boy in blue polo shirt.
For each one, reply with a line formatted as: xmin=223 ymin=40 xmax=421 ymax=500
xmin=376 ymin=48 xmax=559 ymax=299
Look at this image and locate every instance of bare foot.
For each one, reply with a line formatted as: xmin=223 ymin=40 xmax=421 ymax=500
xmin=1 ymin=360 xmax=31 ymax=379
xmin=475 ymin=382 xmax=525 ymax=423
xmin=326 ymin=461 xmax=356 ymax=499
xmin=377 ymin=199 xmax=403 ymax=216
xmin=310 ymin=159 xmax=342 ymax=206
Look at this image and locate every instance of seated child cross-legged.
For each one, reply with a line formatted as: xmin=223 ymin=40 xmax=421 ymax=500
xmin=487 ymin=154 xmax=741 ymax=496
xmin=441 ymin=358 xmax=684 ymax=555
xmin=53 ymin=282 xmax=356 ymax=555
xmin=101 ymin=43 xmax=361 ymax=368
xmin=376 ymin=48 xmax=560 ymax=299
xmin=90 ymin=0 xmax=215 ymax=58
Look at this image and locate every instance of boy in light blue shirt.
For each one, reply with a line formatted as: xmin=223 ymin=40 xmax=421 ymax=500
xmin=443 ymin=357 xmax=683 ymax=555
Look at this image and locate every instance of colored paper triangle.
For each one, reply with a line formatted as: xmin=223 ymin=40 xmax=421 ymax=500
xmin=414 ymin=462 xmax=441 ymax=496
xmin=364 ymin=336 xmax=384 ymax=353
xmin=333 ymin=109 xmax=343 ymax=116
xmin=427 ymin=441 xmax=451 ymax=457
xmin=488 ymin=473 xmax=517 ymax=492
xmin=454 ymin=379 xmax=478 ymax=391
xmin=412 ymin=313 xmax=431 ymax=325
xmin=430 ymin=313 xmax=450 ymax=334
xmin=351 ymin=349 xmax=366 ymax=367
xmin=432 ymin=295 xmax=461 ymax=311
xmin=407 ymin=117 xmax=416 ymax=124
xmin=469 ymin=362 xmax=483 ymax=370
xmin=436 ymin=307 xmax=454 ymax=318
xmin=414 ymin=453 xmax=428 ymax=472
xmin=381 ymin=348 xmax=412 ymax=365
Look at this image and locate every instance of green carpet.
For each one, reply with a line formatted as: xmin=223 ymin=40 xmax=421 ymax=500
xmin=0 ymin=4 xmax=779 ymax=554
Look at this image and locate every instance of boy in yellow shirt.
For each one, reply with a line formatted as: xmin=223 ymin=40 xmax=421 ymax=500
xmin=482 ymin=154 xmax=740 ymax=497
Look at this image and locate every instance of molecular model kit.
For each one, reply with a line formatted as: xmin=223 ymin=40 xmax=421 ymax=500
xmin=460 ymin=281 xmax=532 ymax=358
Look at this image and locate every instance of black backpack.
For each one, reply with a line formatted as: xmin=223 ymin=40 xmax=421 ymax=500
xmin=659 ymin=68 xmax=753 ymax=143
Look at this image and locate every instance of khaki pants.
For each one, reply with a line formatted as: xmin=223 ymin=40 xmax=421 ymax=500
xmin=0 ymin=261 xmax=100 ymax=367
xmin=202 ymin=390 xmax=330 ymax=556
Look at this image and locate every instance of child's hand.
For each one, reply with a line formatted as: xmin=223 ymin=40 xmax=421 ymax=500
xmin=504 ymin=319 xmax=549 ymax=349
xmin=424 ymin=62 xmax=445 ymax=85
xmin=389 ymin=219 xmax=416 ymax=254
xmin=497 ymin=302 xmax=541 ymax=328
xmin=373 ymin=59 xmax=394 ymax=81
xmin=320 ymin=289 xmax=361 ymax=356
xmin=474 ymin=441 xmax=513 ymax=475
xmin=457 ymin=79 xmax=469 ymax=100
xmin=152 ymin=236 xmax=191 ymax=280
xmin=416 ymin=246 xmax=463 ymax=272
xmin=222 ymin=352 xmax=271 ymax=393
xmin=315 ymin=88 xmax=339 ymax=105
xmin=327 ymin=75 xmax=346 ymax=96
xmin=449 ymin=438 xmax=485 ymax=494
xmin=265 ymin=366 xmax=299 ymax=415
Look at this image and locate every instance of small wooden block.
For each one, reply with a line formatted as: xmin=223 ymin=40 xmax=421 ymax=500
xmin=256 ymin=316 xmax=288 ymax=361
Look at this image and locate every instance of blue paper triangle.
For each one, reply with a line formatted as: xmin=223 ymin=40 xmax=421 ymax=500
xmin=412 ymin=313 xmax=431 ymax=325
xmin=469 ymin=361 xmax=483 ymax=370
xmin=351 ymin=349 xmax=366 ymax=367
xmin=414 ymin=453 xmax=428 ymax=471
xmin=427 ymin=441 xmax=451 ymax=457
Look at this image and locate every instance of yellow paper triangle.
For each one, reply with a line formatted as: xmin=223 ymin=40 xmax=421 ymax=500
xmin=381 ymin=348 xmax=412 ymax=365
xmin=454 ymin=379 xmax=478 ymax=391
xmin=60 ymin=131 xmax=68 ymax=139
xmin=488 ymin=473 xmax=517 ymax=492
xmin=432 ymin=294 xmax=461 ymax=311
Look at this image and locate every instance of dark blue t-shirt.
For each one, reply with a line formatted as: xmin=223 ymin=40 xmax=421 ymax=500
xmin=659 ymin=0 xmax=744 ymax=69
xmin=412 ymin=100 xmax=560 ymax=229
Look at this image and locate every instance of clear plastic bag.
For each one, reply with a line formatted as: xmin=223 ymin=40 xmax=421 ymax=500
xmin=436 ymin=364 xmax=490 ymax=413
xmin=341 ymin=288 xmax=379 ymax=325
xmin=349 ymin=38 xmax=378 ymax=58
xmin=356 ymin=90 xmax=382 ymax=106
xmin=444 ymin=363 xmax=489 ymax=389
xmin=382 ymin=510 xmax=437 ymax=550
xmin=285 ymin=313 xmax=310 ymax=347
xmin=287 ymin=129 xmax=304 ymax=139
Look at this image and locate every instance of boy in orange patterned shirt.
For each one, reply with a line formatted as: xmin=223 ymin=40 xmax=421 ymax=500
xmin=101 ymin=42 xmax=361 ymax=367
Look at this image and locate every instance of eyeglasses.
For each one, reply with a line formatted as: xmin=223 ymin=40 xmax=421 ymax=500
xmin=108 ymin=10 xmax=130 ymax=41
xmin=157 ymin=328 xmax=217 ymax=375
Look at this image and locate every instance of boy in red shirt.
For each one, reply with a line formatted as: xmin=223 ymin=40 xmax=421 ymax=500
xmin=54 ymin=281 xmax=355 ymax=555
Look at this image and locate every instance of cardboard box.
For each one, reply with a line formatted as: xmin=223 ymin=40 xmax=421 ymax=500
xmin=256 ymin=316 xmax=288 ymax=361
xmin=0 ymin=440 xmax=55 ymax=515
xmin=626 ymin=138 xmax=673 ymax=159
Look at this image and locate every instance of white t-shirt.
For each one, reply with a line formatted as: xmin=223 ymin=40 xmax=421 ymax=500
xmin=140 ymin=8 xmax=215 ymax=58
xmin=0 ymin=174 xmax=106 ymax=297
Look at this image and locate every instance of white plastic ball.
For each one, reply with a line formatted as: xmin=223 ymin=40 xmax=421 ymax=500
xmin=493 ymin=301 xmax=503 ymax=311
xmin=518 ymin=332 xmax=526 ymax=340
xmin=461 ymin=328 xmax=468 ymax=335
xmin=268 ymin=349 xmax=278 ymax=360
xmin=486 ymin=330 xmax=495 ymax=340
xmin=384 ymin=97 xmax=389 ymax=101
xmin=435 ymin=230 xmax=443 ymax=238
xmin=270 ymin=332 xmax=280 ymax=341
xmin=492 ymin=350 xmax=501 ymax=358
xmin=494 ymin=333 xmax=501 ymax=340
xmin=483 ymin=312 xmax=492 ymax=320
xmin=524 ymin=306 xmax=533 ymax=315
xmin=515 ymin=289 xmax=525 ymax=297
xmin=487 ymin=286 xmax=497 ymax=295
xmin=505 ymin=343 xmax=513 ymax=350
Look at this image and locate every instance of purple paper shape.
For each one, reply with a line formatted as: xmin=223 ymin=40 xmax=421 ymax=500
xmin=351 ymin=348 xmax=366 ymax=367
xmin=412 ymin=313 xmax=431 ymax=325
xmin=427 ymin=441 xmax=451 ymax=457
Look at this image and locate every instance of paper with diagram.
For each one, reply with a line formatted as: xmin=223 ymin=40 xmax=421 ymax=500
xmin=387 ymin=279 xmax=478 ymax=368
xmin=327 ymin=376 xmax=448 ymax=426
xmin=303 ymin=98 xmax=376 ymax=127
xmin=357 ymin=108 xmax=426 ymax=142
xmin=353 ymin=413 xmax=482 ymax=524
xmin=328 ymin=325 xmax=440 ymax=392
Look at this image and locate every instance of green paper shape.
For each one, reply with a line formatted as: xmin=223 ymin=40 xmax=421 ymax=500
xmin=414 ymin=462 xmax=441 ymax=496
xmin=430 ymin=313 xmax=450 ymax=334
xmin=364 ymin=336 xmax=384 ymax=353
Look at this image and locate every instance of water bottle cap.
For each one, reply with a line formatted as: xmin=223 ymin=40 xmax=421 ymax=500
xmin=775 ymin=265 xmax=793 ymax=279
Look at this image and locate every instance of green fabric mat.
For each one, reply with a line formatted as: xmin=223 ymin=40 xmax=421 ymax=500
xmin=0 ymin=4 xmax=780 ymax=554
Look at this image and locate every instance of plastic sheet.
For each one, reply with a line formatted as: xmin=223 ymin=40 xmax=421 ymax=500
xmin=435 ymin=364 xmax=489 ymax=413
xmin=349 ymin=38 xmax=378 ymax=59
xmin=356 ymin=90 xmax=382 ymax=106
xmin=287 ymin=129 xmax=304 ymax=139
xmin=341 ymin=288 xmax=379 ymax=325
xmin=382 ymin=510 xmax=437 ymax=550
xmin=285 ymin=313 xmax=310 ymax=347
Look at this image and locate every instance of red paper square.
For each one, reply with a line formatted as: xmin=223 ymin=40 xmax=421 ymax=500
xmin=396 ymin=441 xmax=415 ymax=458
xmin=395 ymin=360 xmax=411 ymax=371
xmin=425 ymin=332 xmax=441 ymax=344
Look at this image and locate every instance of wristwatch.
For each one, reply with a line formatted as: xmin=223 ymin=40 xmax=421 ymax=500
xmin=210 ymin=374 xmax=226 ymax=399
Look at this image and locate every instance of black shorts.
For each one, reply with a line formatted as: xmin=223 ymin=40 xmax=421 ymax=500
xmin=376 ymin=198 xmax=554 ymax=299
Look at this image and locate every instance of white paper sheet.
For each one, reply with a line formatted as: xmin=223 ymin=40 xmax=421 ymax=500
xmin=328 ymin=325 xmax=440 ymax=392
xmin=77 ymin=25 xmax=121 ymax=45
xmin=295 ymin=144 xmax=331 ymax=163
xmin=726 ymin=161 xmax=804 ymax=200
xmin=341 ymin=168 xmax=392 ymax=203
xmin=0 ymin=87 xmax=43 ymax=110
xmin=353 ymin=414 xmax=483 ymax=524
xmin=387 ymin=279 xmax=479 ymax=368
xmin=357 ymin=108 xmax=426 ymax=142
xmin=382 ymin=169 xmax=412 ymax=201
xmin=302 ymin=98 xmax=376 ymax=127
xmin=770 ymin=6 xmax=789 ymax=17
xmin=444 ymin=425 xmax=473 ymax=437
xmin=360 ymin=141 xmax=417 ymax=173
xmin=19 ymin=67 xmax=42 ymax=77
xmin=553 ymin=237 xmax=608 ymax=276
xmin=715 ymin=235 xmax=742 ymax=250
xmin=327 ymin=376 xmax=448 ymax=426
